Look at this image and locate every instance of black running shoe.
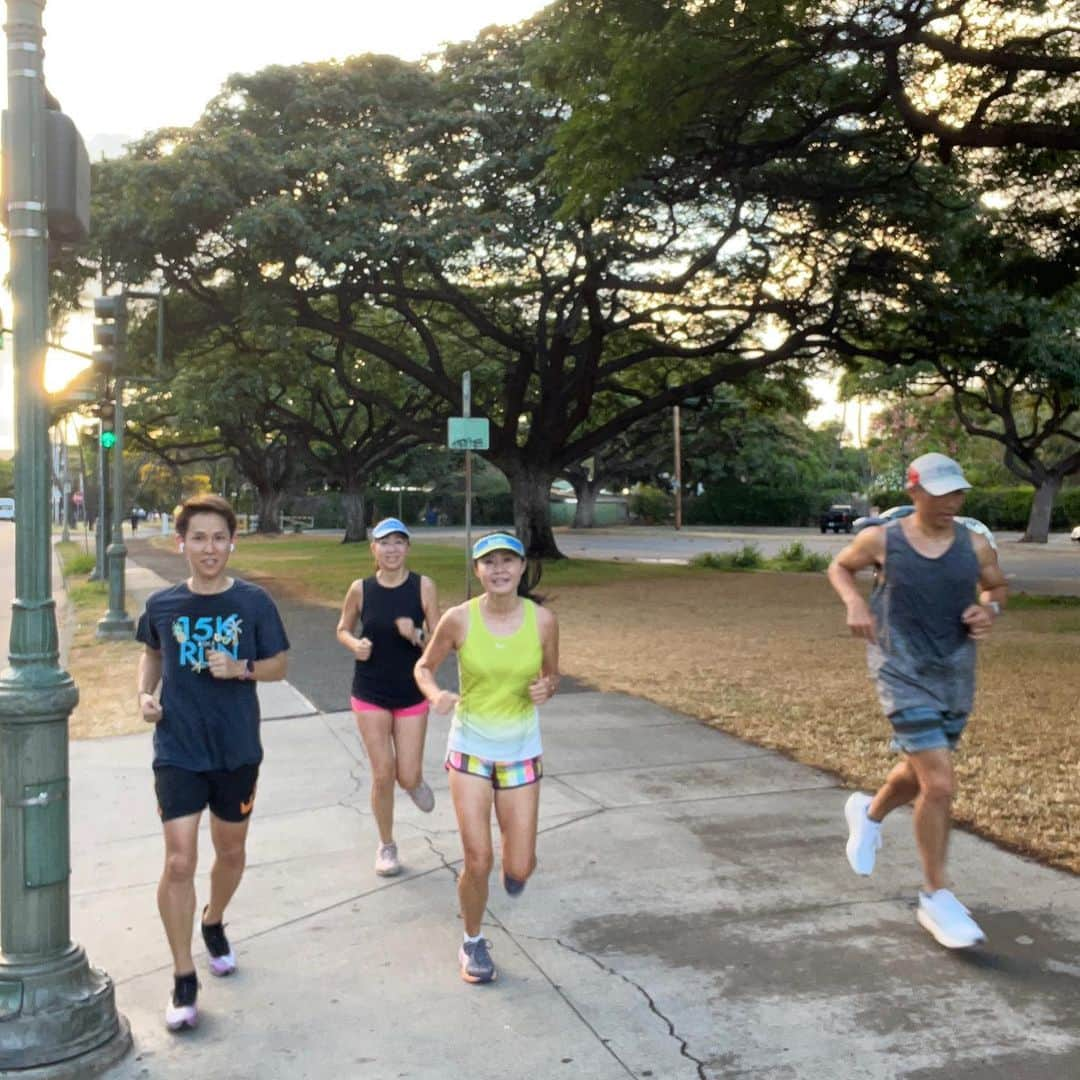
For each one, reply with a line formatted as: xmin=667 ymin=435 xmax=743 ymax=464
xmin=201 ymin=910 xmax=237 ymax=976
xmin=165 ymin=972 xmax=198 ymax=1031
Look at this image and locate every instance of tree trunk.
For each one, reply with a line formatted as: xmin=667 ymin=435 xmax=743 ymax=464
xmin=1021 ymin=475 xmax=1062 ymax=543
xmin=571 ymin=475 xmax=603 ymax=528
xmin=342 ymin=490 xmax=366 ymax=543
xmin=255 ymin=488 xmax=284 ymax=535
xmin=509 ymin=467 xmax=563 ymax=559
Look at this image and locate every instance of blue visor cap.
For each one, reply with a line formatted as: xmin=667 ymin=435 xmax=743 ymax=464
xmin=371 ymin=517 xmax=411 ymax=540
xmin=471 ymin=533 xmax=525 ymax=560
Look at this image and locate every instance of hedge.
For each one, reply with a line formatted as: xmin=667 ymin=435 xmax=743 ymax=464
xmin=869 ymin=485 xmax=1080 ymax=531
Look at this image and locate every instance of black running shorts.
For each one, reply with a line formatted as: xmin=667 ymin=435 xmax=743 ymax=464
xmin=154 ymin=763 xmax=260 ymax=823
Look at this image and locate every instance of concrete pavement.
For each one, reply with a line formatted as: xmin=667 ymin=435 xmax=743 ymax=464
xmin=51 ymin=555 xmax=1080 ymax=1078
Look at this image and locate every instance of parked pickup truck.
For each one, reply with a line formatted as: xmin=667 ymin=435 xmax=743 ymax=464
xmin=819 ymin=504 xmax=855 ymax=533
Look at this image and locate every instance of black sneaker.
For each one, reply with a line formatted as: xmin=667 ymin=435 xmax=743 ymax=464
xmin=165 ymin=972 xmax=198 ymax=1031
xmin=201 ymin=910 xmax=237 ymax=976
xmin=503 ymin=871 xmax=527 ymax=897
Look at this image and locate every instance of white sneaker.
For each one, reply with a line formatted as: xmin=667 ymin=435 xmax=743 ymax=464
xmin=407 ymin=780 xmax=435 ymax=813
xmin=917 ymin=889 xmax=986 ymax=949
xmin=375 ymin=841 xmax=401 ymax=877
xmin=844 ymin=792 xmax=881 ymax=875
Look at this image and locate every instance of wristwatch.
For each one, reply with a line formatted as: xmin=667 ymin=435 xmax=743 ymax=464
xmin=986 ymin=601 xmax=1002 ymax=617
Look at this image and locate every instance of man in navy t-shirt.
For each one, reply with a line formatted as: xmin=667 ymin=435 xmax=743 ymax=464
xmin=136 ymin=495 xmax=289 ymax=1032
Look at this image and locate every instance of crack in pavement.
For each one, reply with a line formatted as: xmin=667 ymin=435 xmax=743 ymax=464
xmin=522 ymin=931 xmax=709 ymax=1080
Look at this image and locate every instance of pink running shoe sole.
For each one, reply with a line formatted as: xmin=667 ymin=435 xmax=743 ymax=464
xmin=165 ymin=1004 xmax=198 ymax=1031
xmin=208 ymin=953 xmax=236 ymax=977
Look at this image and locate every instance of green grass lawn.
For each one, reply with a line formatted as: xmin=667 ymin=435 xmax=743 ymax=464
xmin=223 ymin=535 xmax=696 ymax=607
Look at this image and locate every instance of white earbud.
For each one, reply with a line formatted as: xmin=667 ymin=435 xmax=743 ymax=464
xmin=179 ymin=542 xmax=185 ymax=553
xmin=229 ymin=543 xmax=235 ymax=552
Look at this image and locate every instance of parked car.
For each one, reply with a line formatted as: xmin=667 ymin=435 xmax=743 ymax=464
xmin=0 ymin=498 xmax=14 ymax=522
xmin=854 ymin=504 xmax=998 ymax=551
xmin=820 ymin=504 xmax=855 ymax=533
xmin=1071 ymin=525 xmax=1080 ymax=543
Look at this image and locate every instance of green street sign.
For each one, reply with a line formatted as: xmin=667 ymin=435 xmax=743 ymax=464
xmin=99 ymin=431 xmax=116 ymax=449
xmin=448 ymin=417 xmax=489 ymax=451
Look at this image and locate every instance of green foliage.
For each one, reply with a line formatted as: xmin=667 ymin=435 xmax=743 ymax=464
xmin=866 ymin=486 xmax=1080 ymax=531
xmin=773 ymin=542 xmax=831 ymax=573
xmin=628 ymin=485 xmax=672 ymax=524
xmin=0 ymin=457 xmax=12 ymax=498
xmin=692 ymin=544 xmax=764 ymax=571
xmin=1008 ymin=593 xmax=1080 ymax=610
xmin=684 ymin=484 xmax=847 ymax=527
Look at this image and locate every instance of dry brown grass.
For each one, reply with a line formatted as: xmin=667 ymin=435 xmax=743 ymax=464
xmin=550 ymin=573 xmax=1080 ymax=876
xmin=63 ymin=582 xmax=148 ymax=741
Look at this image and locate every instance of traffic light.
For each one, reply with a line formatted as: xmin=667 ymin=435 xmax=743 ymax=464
xmin=99 ymin=401 xmax=116 ymax=449
xmin=93 ymin=293 xmax=127 ymax=373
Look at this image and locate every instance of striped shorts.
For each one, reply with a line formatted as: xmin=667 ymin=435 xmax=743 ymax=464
xmin=445 ymin=751 xmax=543 ymax=790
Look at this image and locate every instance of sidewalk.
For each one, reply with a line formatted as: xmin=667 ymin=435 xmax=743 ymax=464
xmin=64 ymin=561 xmax=1080 ymax=1079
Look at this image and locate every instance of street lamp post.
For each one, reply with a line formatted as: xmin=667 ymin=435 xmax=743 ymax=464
xmin=0 ymin=0 xmax=131 ymax=1070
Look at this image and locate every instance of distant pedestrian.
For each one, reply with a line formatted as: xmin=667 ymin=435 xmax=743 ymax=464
xmin=130 ymin=509 xmax=139 ymax=533
xmin=828 ymin=453 xmax=1007 ymax=949
xmin=336 ymin=518 xmax=439 ymax=876
xmin=136 ymin=494 xmax=289 ymax=1031
xmin=415 ymin=532 xmax=559 ymax=984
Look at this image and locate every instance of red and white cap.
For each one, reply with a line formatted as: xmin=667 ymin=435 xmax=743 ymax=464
xmin=905 ymin=453 xmax=971 ymax=496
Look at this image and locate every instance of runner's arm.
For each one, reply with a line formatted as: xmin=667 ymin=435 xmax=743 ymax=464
xmin=137 ymin=646 xmax=163 ymax=722
xmin=961 ymin=534 xmax=1009 ymax=639
xmin=335 ymin=580 xmax=366 ymax=653
xmin=827 ymin=527 xmax=885 ymax=643
xmin=420 ymin=575 xmax=439 ymax=640
xmin=414 ymin=605 xmax=464 ymax=712
xmin=529 ymin=606 xmax=560 ymax=704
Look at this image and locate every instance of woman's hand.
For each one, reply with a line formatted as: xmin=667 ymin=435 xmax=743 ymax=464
xmin=431 ymin=690 xmax=459 ymax=714
xmin=395 ymin=617 xmax=423 ymax=647
xmin=352 ymin=637 xmax=373 ymax=662
xmin=529 ymin=674 xmax=557 ymax=705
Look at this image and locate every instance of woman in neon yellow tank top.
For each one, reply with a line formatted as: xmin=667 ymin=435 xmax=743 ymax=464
xmin=415 ymin=532 xmax=559 ymax=986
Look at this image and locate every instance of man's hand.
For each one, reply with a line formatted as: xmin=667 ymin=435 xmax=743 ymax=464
xmin=962 ymin=603 xmax=995 ymax=639
xmin=431 ymin=690 xmax=459 ymax=714
xmin=352 ymin=636 xmax=373 ymax=662
xmin=139 ymin=691 xmax=162 ymax=724
xmin=207 ymin=649 xmax=244 ymax=679
xmin=845 ymin=598 xmax=877 ymax=643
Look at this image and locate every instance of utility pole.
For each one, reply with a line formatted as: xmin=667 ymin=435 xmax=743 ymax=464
xmin=463 ymin=371 xmax=473 ymax=599
xmin=0 ymin=0 xmax=130 ymax=1070
xmin=673 ymin=405 xmax=683 ymax=530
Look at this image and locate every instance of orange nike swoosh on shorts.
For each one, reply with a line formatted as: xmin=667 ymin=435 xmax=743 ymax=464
xmin=240 ymin=790 xmax=256 ymax=815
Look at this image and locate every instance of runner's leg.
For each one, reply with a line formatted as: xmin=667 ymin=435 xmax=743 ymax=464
xmin=355 ymin=708 xmax=397 ymax=844
xmin=204 ymin=813 xmax=252 ymax=924
xmin=158 ymin=813 xmax=201 ymax=975
xmin=449 ymin=767 xmax=494 ymax=937
xmin=906 ymin=748 xmax=954 ymax=893
xmin=869 ymin=758 xmax=920 ymax=822
xmin=494 ymin=780 xmax=540 ymax=888
xmin=391 ymin=709 xmax=429 ymax=793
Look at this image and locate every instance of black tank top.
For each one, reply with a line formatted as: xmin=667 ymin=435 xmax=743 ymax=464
xmin=351 ymin=571 xmax=425 ymax=709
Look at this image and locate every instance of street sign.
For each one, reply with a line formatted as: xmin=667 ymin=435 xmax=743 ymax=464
xmin=448 ymin=417 xmax=489 ymax=451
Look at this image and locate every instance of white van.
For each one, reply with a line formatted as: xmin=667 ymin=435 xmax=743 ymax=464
xmin=0 ymin=498 xmax=14 ymax=522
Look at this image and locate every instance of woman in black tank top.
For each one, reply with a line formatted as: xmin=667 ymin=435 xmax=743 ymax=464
xmin=335 ymin=519 xmax=440 ymax=877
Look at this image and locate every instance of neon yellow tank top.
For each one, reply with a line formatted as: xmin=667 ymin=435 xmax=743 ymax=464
xmin=448 ymin=597 xmax=543 ymax=761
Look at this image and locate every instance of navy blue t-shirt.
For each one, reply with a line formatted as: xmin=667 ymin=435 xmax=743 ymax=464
xmin=136 ymin=579 xmax=290 ymax=772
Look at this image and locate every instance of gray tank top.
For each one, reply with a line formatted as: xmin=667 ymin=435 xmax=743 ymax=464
xmin=867 ymin=520 xmax=980 ymax=716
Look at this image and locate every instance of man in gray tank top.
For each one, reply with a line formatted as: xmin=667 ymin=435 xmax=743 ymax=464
xmin=828 ymin=453 xmax=1007 ymax=949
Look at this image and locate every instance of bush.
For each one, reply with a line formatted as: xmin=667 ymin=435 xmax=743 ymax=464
xmin=629 ymin=485 xmax=672 ymax=523
xmin=773 ymin=541 xmax=831 ymax=573
xmin=691 ymin=544 xmax=764 ymax=571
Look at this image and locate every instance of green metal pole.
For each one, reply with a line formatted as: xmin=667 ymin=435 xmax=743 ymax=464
xmin=0 ymin=0 xmax=130 ymax=1070
xmin=97 ymin=379 xmax=133 ymax=639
